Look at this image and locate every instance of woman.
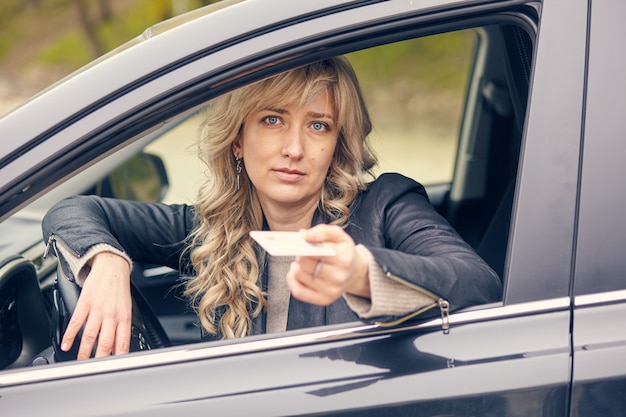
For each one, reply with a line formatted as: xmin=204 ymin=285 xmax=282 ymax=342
xmin=43 ymin=57 xmax=501 ymax=360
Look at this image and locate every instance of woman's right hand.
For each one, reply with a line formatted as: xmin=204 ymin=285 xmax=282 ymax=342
xmin=60 ymin=251 xmax=132 ymax=360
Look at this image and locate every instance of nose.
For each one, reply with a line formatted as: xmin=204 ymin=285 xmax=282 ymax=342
xmin=281 ymin=127 xmax=304 ymax=160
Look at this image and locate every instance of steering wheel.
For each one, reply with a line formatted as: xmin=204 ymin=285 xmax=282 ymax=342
xmin=52 ymin=268 xmax=170 ymax=362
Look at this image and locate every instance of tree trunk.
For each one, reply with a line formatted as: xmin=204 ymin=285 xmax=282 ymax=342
xmin=73 ymin=0 xmax=104 ymax=58
xmin=98 ymin=0 xmax=112 ymax=22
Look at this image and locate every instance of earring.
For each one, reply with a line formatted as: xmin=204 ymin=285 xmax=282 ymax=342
xmin=235 ymin=156 xmax=242 ymax=190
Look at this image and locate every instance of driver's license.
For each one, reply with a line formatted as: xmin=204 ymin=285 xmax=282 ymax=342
xmin=249 ymin=231 xmax=335 ymax=257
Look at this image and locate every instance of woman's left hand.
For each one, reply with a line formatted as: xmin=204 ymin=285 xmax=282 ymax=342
xmin=285 ymin=224 xmax=370 ymax=305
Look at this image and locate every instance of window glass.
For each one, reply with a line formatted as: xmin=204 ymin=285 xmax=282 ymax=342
xmin=144 ymin=115 xmax=205 ymax=204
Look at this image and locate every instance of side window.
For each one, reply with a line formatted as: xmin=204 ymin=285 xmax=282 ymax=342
xmin=143 ymin=115 xmax=205 ymax=204
xmin=574 ymin=0 xmax=626 ymax=295
xmin=0 ymin=20 xmax=535 ymax=374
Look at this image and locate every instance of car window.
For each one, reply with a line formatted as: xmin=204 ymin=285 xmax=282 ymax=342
xmin=0 ymin=18 xmax=533 ymax=373
xmin=143 ymin=114 xmax=205 ymax=204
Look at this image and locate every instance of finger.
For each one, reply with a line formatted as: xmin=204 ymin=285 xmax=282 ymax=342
xmin=94 ymin=318 xmax=116 ymax=358
xmin=295 ymin=256 xmax=324 ymax=277
xmin=77 ymin=316 xmax=102 ymax=360
xmin=60 ymin=301 xmax=90 ymax=352
xmin=289 ymin=283 xmax=330 ymax=305
xmin=288 ymin=277 xmax=339 ymax=305
xmin=287 ymin=261 xmax=314 ymax=290
xmin=286 ymin=262 xmax=341 ymax=305
xmin=312 ymin=259 xmax=323 ymax=279
xmin=286 ymin=266 xmax=324 ymax=304
xmin=61 ymin=292 xmax=94 ymax=352
xmin=114 ymin=317 xmax=132 ymax=355
xmin=304 ymin=224 xmax=351 ymax=245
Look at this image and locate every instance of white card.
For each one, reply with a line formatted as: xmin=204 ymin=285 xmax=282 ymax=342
xmin=249 ymin=231 xmax=336 ymax=257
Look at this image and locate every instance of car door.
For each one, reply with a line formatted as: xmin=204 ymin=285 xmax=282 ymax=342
xmin=0 ymin=0 xmax=587 ymax=415
xmin=570 ymin=0 xmax=626 ymax=414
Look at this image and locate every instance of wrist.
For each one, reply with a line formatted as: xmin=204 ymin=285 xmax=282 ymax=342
xmin=87 ymin=247 xmax=132 ymax=272
xmin=347 ymin=246 xmax=371 ymax=298
xmin=87 ymin=251 xmax=132 ymax=284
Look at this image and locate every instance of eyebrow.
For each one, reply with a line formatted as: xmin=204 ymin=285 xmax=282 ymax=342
xmin=307 ymin=111 xmax=335 ymax=120
xmin=266 ymin=107 xmax=288 ymax=114
xmin=264 ymin=107 xmax=335 ymax=121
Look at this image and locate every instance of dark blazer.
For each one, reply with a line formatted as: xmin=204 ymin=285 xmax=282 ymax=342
xmin=43 ymin=173 xmax=501 ymax=339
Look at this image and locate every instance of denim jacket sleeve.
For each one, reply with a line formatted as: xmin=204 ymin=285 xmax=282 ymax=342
xmin=42 ymin=195 xmax=198 ymax=274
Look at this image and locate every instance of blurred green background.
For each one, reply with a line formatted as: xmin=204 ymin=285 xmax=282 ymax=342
xmin=0 ymin=0 xmax=219 ymax=115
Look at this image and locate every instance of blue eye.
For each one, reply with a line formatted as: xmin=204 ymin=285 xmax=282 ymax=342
xmin=265 ymin=116 xmax=280 ymax=125
xmin=311 ymin=122 xmax=326 ymax=131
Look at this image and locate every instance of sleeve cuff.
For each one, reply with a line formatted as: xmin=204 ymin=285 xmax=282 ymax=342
xmin=55 ymin=240 xmax=132 ymax=287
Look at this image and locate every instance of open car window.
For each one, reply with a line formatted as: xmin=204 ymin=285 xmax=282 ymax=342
xmin=0 ymin=18 xmax=530 ymax=371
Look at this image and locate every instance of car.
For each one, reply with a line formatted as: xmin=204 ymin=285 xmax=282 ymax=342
xmin=1 ymin=0 xmax=625 ymax=415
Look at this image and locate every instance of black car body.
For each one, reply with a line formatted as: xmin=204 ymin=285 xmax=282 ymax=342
xmin=0 ymin=0 xmax=625 ymax=415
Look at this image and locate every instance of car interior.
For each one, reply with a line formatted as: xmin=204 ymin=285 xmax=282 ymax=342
xmin=447 ymin=24 xmax=531 ymax=280
xmin=0 ymin=20 xmax=532 ymax=370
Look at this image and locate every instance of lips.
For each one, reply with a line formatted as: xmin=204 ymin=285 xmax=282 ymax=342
xmin=273 ymin=168 xmax=305 ymax=182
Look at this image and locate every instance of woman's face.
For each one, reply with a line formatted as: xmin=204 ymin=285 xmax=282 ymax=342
xmin=235 ymin=90 xmax=338 ymax=221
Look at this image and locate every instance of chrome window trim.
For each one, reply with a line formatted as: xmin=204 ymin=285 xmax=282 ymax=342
xmin=574 ymin=289 xmax=626 ymax=307
xmin=0 ymin=296 xmax=569 ymax=387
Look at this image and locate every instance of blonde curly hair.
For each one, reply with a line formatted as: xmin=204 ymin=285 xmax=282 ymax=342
xmin=185 ymin=56 xmax=377 ymax=339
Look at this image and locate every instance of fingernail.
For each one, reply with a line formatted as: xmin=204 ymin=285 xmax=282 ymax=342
xmin=61 ymin=342 xmax=69 ymax=351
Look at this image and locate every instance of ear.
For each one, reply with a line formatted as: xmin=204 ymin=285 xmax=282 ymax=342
xmin=232 ymin=136 xmax=242 ymax=158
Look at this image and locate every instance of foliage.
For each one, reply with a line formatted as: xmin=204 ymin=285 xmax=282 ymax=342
xmin=39 ymin=0 xmax=219 ymax=67
xmin=348 ymin=30 xmax=475 ymax=92
xmin=0 ymin=0 xmax=220 ymax=69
